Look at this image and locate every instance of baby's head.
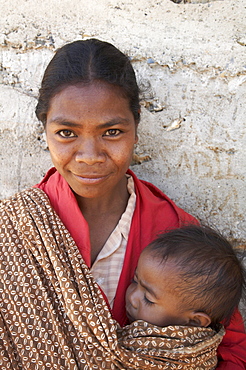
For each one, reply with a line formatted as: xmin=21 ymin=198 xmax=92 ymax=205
xmin=126 ymin=225 xmax=245 ymax=330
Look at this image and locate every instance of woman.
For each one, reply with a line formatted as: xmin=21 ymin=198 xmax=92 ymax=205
xmin=0 ymin=39 xmax=245 ymax=369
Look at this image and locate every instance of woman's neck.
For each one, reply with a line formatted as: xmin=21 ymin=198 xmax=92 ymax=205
xmin=75 ymin=176 xmax=129 ymax=217
xmin=74 ymin=176 xmax=130 ymax=264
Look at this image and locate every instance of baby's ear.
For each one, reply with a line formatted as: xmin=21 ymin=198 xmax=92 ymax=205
xmin=189 ymin=312 xmax=211 ymax=328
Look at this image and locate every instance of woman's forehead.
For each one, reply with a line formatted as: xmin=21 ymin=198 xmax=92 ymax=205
xmin=50 ymin=81 xmax=126 ymax=103
xmin=47 ymin=82 xmax=135 ymax=123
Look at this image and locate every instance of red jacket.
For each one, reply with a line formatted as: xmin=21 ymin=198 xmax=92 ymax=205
xmin=36 ymin=167 xmax=246 ymax=369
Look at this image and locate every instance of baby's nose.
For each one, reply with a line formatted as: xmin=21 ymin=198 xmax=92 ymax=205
xmin=127 ymin=285 xmax=139 ymax=309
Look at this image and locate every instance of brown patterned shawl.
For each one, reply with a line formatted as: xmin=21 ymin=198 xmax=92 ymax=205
xmin=0 ymin=188 xmax=225 ymax=370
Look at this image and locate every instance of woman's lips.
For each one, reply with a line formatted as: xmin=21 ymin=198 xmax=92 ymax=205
xmin=73 ymin=173 xmax=109 ymax=184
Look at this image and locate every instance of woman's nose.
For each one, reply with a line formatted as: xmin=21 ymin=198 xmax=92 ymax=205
xmin=75 ymin=138 xmax=106 ymax=165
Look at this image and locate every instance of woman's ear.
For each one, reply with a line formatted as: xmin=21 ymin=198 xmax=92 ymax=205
xmin=188 ymin=312 xmax=211 ymax=328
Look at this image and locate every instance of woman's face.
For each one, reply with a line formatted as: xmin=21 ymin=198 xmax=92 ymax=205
xmin=45 ymin=81 xmax=138 ymax=199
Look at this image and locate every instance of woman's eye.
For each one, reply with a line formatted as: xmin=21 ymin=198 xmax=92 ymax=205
xmin=104 ymin=129 xmax=121 ymax=137
xmin=144 ymin=296 xmax=154 ymax=306
xmin=57 ymin=130 xmax=76 ymax=138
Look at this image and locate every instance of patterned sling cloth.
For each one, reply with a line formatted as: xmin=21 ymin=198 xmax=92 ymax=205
xmin=0 ymin=188 xmax=225 ymax=370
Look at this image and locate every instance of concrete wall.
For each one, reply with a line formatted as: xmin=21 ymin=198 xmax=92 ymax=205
xmin=1 ymin=0 xmax=246 ymax=245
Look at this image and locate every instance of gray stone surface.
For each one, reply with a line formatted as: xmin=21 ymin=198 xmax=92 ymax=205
xmin=0 ymin=0 xmax=246 ymax=247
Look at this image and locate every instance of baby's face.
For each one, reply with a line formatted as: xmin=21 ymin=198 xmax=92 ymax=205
xmin=125 ymin=250 xmax=191 ymax=327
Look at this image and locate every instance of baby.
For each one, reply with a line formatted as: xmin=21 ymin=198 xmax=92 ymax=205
xmin=125 ymin=224 xmax=245 ymax=331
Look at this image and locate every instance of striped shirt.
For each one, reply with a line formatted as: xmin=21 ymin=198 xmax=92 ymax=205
xmin=90 ymin=176 xmax=136 ymax=307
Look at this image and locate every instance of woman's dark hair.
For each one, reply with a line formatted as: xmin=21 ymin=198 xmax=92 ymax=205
xmin=147 ymin=224 xmax=245 ymax=330
xmin=35 ymin=38 xmax=140 ymax=126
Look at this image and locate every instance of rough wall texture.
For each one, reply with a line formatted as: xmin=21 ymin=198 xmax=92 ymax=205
xmin=0 ymin=0 xmax=246 ymax=247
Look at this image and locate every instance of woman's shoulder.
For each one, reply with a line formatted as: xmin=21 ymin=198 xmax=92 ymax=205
xmin=128 ymin=169 xmax=174 ymax=200
xmin=0 ymin=187 xmax=52 ymax=218
xmin=128 ymin=169 xmax=198 ymax=226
